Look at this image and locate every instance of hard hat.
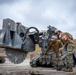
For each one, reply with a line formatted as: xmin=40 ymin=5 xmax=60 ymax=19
xmin=51 ymin=35 xmax=57 ymax=40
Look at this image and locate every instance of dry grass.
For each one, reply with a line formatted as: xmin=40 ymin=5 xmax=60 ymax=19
xmin=27 ymin=44 xmax=41 ymax=58
xmin=73 ymin=39 xmax=76 ymax=50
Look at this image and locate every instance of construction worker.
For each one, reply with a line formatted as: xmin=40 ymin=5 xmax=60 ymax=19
xmin=60 ymin=33 xmax=75 ymax=72
xmin=45 ymin=35 xmax=63 ymax=70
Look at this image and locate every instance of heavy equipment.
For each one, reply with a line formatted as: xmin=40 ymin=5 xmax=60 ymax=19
xmin=0 ymin=18 xmax=57 ymax=64
xmin=0 ymin=18 xmax=76 ymax=66
xmin=30 ymin=27 xmax=76 ymax=67
xmin=0 ymin=18 xmax=40 ymax=64
xmin=30 ymin=26 xmax=57 ymax=67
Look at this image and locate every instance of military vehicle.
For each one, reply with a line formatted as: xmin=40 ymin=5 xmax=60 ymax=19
xmin=30 ymin=27 xmax=76 ymax=67
xmin=0 ymin=18 xmax=40 ymax=64
xmin=0 ymin=18 xmax=76 ymax=66
xmin=30 ymin=26 xmax=58 ymax=67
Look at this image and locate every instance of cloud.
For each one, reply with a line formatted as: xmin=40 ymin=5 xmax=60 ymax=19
xmin=0 ymin=0 xmax=15 ymax=4
xmin=0 ymin=0 xmax=76 ymax=38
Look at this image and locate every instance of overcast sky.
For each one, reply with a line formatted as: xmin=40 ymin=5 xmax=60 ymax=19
xmin=0 ymin=0 xmax=76 ymax=38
